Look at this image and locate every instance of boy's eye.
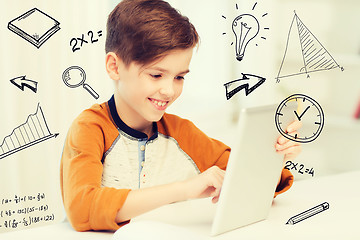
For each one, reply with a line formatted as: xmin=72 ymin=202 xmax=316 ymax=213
xmin=175 ymin=76 xmax=185 ymax=80
xmin=150 ymin=74 xmax=162 ymax=79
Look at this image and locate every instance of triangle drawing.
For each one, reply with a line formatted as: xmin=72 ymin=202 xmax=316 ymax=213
xmin=276 ymin=11 xmax=343 ymax=83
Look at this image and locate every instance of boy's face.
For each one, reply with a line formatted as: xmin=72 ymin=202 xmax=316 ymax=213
xmin=114 ymin=48 xmax=193 ymax=129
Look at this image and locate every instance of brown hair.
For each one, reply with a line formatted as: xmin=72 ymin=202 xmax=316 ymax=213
xmin=105 ymin=0 xmax=199 ymax=66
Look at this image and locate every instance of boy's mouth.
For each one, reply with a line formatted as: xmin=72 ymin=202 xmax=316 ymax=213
xmin=148 ymin=98 xmax=169 ymax=110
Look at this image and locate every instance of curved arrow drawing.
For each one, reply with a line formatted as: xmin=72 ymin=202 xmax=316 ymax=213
xmin=10 ymin=76 xmax=38 ymax=93
xmin=224 ymin=73 xmax=266 ymax=100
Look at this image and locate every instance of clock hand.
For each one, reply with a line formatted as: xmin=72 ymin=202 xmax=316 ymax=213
xmin=294 ymin=110 xmax=301 ymax=121
xmin=299 ymin=106 xmax=310 ymax=120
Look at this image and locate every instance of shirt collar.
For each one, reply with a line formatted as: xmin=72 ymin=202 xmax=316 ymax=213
xmin=108 ymin=95 xmax=158 ymax=141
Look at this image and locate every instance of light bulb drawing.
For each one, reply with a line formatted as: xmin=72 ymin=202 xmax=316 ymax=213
xmin=232 ymin=14 xmax=259 ymax=61
xmin=222 ymin=2 xmax=269 ymax=62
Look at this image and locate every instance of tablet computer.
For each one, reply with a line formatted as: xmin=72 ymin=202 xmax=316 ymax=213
xmin=211 ymin=103 xmax=296 ymax=236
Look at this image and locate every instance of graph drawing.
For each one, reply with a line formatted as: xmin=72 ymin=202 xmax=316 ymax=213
xmin=276 ymin=11 xmax=343 ymax=83
xmin=0 ymin=103 xmax=58 ymax=159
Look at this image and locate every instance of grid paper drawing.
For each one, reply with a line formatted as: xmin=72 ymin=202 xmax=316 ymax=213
xmin=7 ymin=8 xmax=60 ymax=48
xmin=0 ymin=104 xmax=58 ymax=159
xmin=276 ymin=12 xmax=342 ymax=83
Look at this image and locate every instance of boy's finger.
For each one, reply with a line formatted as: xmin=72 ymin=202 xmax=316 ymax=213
xmin=277 ymin=134 xmax=291 ymax=145
xmin=287 ymin=120 xmax=302 ymax=132
xmin=276 ymin=139 xmax=300 ymax=151
xmin=276 ymin=145 xmax=301 ymax=156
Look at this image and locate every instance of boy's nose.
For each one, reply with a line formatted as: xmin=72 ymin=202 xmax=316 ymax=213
xmin=159 ymin=79 xmax=175 ymax=98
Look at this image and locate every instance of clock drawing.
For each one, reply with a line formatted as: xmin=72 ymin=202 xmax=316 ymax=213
xmin=275 ymin=94 xmax=324 ymax=143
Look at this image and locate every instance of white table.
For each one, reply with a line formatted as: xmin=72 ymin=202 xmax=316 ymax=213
xmin=1 ymin=171 xmax=360 ymax=239
xmin=119 ymin=170 xmax=360 ymax=239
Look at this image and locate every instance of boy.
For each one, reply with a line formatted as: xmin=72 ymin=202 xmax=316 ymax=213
xmin=60 ymin=0 xmax=301 ymax=232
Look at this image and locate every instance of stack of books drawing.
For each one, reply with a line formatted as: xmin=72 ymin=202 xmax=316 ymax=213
xmin=7 ymin=8 xmax=60 ymax=48
xmin=0 ymin=104 xmax=58 ymax=160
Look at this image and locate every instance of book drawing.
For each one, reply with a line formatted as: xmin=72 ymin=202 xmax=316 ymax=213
xmin=7 ymin=8 xmax=60 ymax=48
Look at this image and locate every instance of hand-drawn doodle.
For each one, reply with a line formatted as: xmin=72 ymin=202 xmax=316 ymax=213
xmin=276 ymin=11 xmax=343 ymax=83
xmin=224 ymin=73 xmax=265 ymax=100
xmin=286 ymin=202 xmax=329 ymax=225
xmin=62 ymin=66 xmax=99 ymax=99
xmin=70 ymin=30 xmax=103 ymax=52
xmin=284 ymin=160 xmax=314 ymax=177
xmin=275 ymin=94 xmax=324 ymax=143
xmin=0 ymin=193 xmax=56 ymax=230
xmin=7 ymin=8 xmax=60 ymax=49
xmin=222 ymin=2 xmax=269 ymax=61
xmin=0 ymin=104 xmax=58 ymax=160
xmin=10 ymin=76 xmax=38 ymax=93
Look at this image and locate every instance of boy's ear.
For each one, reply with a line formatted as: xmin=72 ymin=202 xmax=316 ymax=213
xmin=105 ymin=52 xmax=122 ymax=80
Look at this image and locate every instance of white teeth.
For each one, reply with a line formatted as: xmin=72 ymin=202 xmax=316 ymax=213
xmin=151 ymin=99 xmax=166 ymax=107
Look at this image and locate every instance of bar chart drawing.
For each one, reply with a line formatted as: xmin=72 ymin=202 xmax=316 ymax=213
xmin=0 ymin=103 xmax=58 ymax=159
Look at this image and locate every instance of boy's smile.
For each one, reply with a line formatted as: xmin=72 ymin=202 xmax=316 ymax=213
xmin=108 ymin=48 xmax=194 ymax=135
xmin=148 ymin=98 xmax=169 ymax=110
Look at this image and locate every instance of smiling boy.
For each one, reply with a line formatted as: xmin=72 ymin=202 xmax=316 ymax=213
xmin=60 ymin=0 xmax=301 ymax=232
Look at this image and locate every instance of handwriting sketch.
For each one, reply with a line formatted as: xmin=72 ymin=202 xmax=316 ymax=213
xmin=7 ymin=8 xmax=60 ymax=49
xmin=62 ymin=66 xmax=99 ymax=99
xmin=0 ymin=192 xmax=55 ymax=230
xmin=70 ymin=30 xmax=103 ymax=52
xmin=276 ymin=11 xmax=343 ymax=83
xmin=284 ymin=160 xmax=314 ymax=177
xmin=222 ymin=2 xmax=269 ymax=61
xmin=0 ymin=104 xmax=58 ymax=160
xmin=224 ymin=73 xmax=265 ymax=100
xmin=286 ymin=202 xmax=329 ymax=225
xmin=10 ymin=76 xmax=38 ymax=93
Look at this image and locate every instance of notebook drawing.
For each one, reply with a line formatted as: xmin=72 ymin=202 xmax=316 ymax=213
xmin=8 ymin=8 xmax=60 ymax=48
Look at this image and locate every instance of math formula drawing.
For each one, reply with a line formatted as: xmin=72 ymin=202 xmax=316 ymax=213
xmin=69 ymin=30 xmax=103 ymax=52
xmin=0 ymin=193 xmax=55 ymax=231
xmin=284 ymin=160 xmax=314 ymax=177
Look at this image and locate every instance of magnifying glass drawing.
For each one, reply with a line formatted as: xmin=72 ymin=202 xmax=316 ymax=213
xmin=62 ymin=66 xmax=99 ymax=99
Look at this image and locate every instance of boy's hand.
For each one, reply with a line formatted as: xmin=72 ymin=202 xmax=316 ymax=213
xmin=275 ymin=120 xmax=302 ymax=162
xmin=183 ymin=166 xmax=225 ymax=203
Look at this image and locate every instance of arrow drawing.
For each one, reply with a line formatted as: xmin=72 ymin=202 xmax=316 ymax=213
xmin=224 ymin=73 xmax=266 ymax=100
xmin=10 ymin=76 xmax=38 ymax=93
